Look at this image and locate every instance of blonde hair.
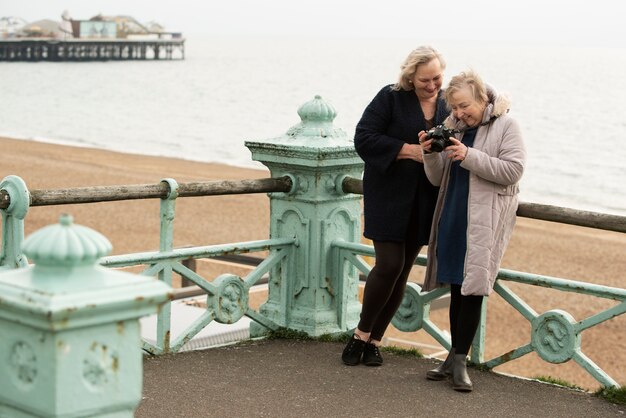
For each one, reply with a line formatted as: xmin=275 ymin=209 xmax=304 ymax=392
xmin=444 ymin=70 xmax=488 ymax=109
xmin=392 ymin=46 xmax=446 ymax=91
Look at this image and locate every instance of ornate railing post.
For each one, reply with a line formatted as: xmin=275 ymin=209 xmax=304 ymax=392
xmin=0 ymin=214 xmax=172 ymax=417
xmin=246 ymin=95 xmax=364 ymax=336
xmin=0 ymin=175 xmax=30 ymax=270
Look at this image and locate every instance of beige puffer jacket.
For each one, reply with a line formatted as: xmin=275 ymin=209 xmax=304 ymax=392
xmin=422 ymin=87 xmax=526 ymax=296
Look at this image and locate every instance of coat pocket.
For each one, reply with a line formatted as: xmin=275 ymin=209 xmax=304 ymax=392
xmin=495 ymin=183 xmax=519 ymax=196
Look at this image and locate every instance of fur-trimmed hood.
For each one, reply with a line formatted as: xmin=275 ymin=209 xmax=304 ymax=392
xmin=444 ymin=84 xmax=511 ymax=131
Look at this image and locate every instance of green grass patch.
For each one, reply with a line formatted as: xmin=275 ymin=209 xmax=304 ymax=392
xmin=533 ymin=375 xmax=585 ymax=391
xmin=468 ymin=362 xmax=491 ymax=372
xmin=595 ymin=386 xmax=626 ymax=405
xmin=381 ymin=345 xmax=423 ymax=358
xmin=266 ymin=328 xmax=313 ymax=341
xmin=266 ymin=327 xmax=351 ymax=343
xmin=316 ymin=333 xmax=351 ymax=343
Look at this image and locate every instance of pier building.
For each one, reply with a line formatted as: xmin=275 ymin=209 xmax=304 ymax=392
xmin=0 ymin=10 xmax=184 ymax=61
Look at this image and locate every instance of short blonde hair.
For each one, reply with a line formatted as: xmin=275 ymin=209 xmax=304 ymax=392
xmin=444 ymin=70 xmax=488 ymax=109
xmin=392 ymin=46 xmax=446 ymax=91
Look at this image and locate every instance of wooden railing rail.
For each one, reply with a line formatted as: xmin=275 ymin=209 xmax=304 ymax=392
xmin=341 ymin=176 xmax=626 ymax=234
xmin=0 ymin=176 xmax=293 ymax=208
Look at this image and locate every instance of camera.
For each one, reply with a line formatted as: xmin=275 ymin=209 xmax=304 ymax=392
xmin=425 ymin=125 xmax=457 ymax=153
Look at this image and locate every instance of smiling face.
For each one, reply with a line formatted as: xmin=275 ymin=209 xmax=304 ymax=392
xmin=448 ymin=86 xmax=487 ymax=128
xmin=411 ymin=58 xmax=444 ymax=100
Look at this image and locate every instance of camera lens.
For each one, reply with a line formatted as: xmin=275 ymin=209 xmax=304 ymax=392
xmin=430 ymin=138 xmax=445 ymax=153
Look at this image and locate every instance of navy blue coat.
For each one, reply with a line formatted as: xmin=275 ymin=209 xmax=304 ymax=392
xmin=354 ymin=85 xmax=448 ymax=243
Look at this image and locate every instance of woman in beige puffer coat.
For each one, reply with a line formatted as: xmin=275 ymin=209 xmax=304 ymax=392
xmin=418 ymin=70 xmax=526 ymax=392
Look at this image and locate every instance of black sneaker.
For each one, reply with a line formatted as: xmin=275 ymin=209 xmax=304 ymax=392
xmin=342 ymin=335 xmax=366 ymax=365
xmin=362 ymin=342 xmax=383 ymax=367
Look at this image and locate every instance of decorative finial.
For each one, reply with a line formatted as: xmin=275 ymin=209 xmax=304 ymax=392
xmin=22 ymin=214 xmax=112 ymax=267
xmin=296 ymin=95 xmax=337 ymax=123
xmin=59 ymin=213 xmax=73 ymax=226
xmin=286 ymin=95 xmax=345 ymax=138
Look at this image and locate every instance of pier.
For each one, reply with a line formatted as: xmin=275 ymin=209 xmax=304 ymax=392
xmin=0 ymin=38 xmax=185 ymax=61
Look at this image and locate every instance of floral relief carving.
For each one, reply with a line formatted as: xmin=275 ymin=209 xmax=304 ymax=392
xmin=82 ymin=342 xmax=118 ymax=390
xmin=10 ymin=341 xmax=37 ymax=388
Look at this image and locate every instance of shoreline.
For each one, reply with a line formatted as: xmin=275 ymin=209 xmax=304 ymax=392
xmin=0 ymin=133 xmax=265 ymax=172
xmin=1 ymin=136 xmax=624 ymax=389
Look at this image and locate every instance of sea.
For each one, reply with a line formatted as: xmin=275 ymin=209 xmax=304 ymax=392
xmin=1 ymin=35 xmax=625 ymax=217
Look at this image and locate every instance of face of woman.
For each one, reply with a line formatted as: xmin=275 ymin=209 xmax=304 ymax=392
xmin=411 ymin=58 xmax=444 ymax=100
xmin=448 ymin=86 xmax=487 ymax=128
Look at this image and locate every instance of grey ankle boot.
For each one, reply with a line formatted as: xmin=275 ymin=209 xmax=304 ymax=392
xmin=426 ymin=348 xmax=455 ymax=380
xmin=452 ymin=354 xmax=473 ymax=392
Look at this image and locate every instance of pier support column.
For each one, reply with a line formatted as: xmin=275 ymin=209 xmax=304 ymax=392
xmin=246 ymin=95 xmax=364 ymax=336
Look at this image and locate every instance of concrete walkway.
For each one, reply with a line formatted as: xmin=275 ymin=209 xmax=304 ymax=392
xmin=137 ymin=339 xmax=624 ymax=418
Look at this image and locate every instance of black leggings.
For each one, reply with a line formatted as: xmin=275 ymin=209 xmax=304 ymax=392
xmin=449 ymin=284 xmax=484 ymax=355
xmin=357 ymin=238 xmax=422 ymax=341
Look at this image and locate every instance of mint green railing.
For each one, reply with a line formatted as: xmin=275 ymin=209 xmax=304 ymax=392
xmin=101 ymin=238 xmax=295 ymax=354
xmin=338 ymin=177 xmax=626 ymax=389
xmin=333 ymin=240 xmax=626 ymax=388
xmin=1 ymin=172 xmax=624 ymax=388
xmin=0 ymin=175 xmax=298 ymax=355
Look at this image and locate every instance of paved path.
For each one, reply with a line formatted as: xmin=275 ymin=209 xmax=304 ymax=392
xmin=137 ymin=339 xmax=625 ymax=418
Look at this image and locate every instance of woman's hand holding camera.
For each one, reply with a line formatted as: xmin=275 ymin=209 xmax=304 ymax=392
xmin=445 ymin=137 xmax=468 ymax=161
xmin=419 ymin=132 xmax=467 ymax=161
xmin=418 ymin=131 xmax=432 ymax=154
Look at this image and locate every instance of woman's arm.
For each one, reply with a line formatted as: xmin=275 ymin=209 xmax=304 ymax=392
xmin=354 ymin=87 xmax=406 ymax=173
xmin=419 ymin=131 xmax=447 ymax=186
xmin=461 ymin=118 xmax=526 ymax=186
xmin=396 ymin=143 xmax=424 ymax=162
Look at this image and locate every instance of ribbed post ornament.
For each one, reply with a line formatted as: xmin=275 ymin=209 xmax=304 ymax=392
xmin=23 ymin=213 xmax=112 ymax=267
xmin=286 ymin=95 xmax=346 ymax=139
xmin=0 ymin=214 xmax=171 ymax=417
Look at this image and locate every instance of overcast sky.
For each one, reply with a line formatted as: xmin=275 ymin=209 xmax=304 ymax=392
xmin=2 ymin=0 xmax=624 ymax=47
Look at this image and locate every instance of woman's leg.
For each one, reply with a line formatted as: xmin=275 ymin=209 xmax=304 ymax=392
xmin=454 ymin=290 xmax=484 ymax=355
xmin=342 ymin=240 xmax=405 ymax=365
xmin=449 ymin=284 xmax=462 ymax=349
xmin=448 ymin=284 xmax=483 ymax=354
xmin=368 ymin=242 xmax=422 ymax=342
xmin=356 ymin=240 xmax=406 ymax=338
xmin=451 ymin=286 xmax=483 ymax=392
xmin=426 ymin=284 xmax=461 ymax=380
xmin=368 ymin=201 xmax=424 ymax=343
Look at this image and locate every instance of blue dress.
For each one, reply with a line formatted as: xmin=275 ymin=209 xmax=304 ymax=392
xmin=436 ymin=127 xmax=478 ymax=285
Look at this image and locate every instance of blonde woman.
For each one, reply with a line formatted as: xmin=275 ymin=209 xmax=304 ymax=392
xmin=419 ymin=70 xmax=526 ymax=391
xmin=342 ymin=46 xmax=448 ymax=367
